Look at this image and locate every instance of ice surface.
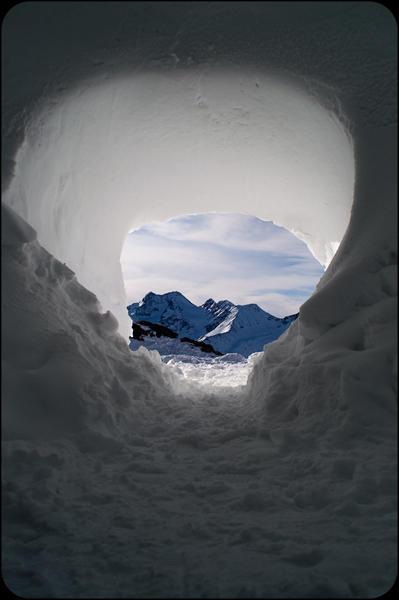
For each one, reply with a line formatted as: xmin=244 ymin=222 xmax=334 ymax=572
xmin=1 ymin=3 xmax=397 ymax=599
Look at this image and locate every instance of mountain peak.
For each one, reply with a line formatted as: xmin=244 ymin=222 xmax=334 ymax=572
xmin=201 ymin=298 xmax=216 ymax=310
xmin=144 ymin=290 xmax=183 ymax=300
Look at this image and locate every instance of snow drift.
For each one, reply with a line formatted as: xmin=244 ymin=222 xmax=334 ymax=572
xmin=1 ymin=203 xmax=186 ymax=442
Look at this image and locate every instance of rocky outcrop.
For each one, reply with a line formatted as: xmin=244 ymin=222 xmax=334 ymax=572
xmin=132 ymin=320 xmax=178 ymax=341
xmin=131 ymin=320 xmax=223 ymax=356
xmin=180 ymin=337 xmax=224 ymax=356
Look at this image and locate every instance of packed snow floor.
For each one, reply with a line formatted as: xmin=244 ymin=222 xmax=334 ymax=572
xmin=3 ymin=385 xmax=396 ymax=599
xmin=2 ymin=204 xmax=397 ymax=598
xmin=161 ymin=352 xmax=262 ymax=388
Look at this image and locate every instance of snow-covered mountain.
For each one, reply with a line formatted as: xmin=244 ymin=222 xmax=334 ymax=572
xmin=127 ymin=291 xmax=298 ymax=357
xmin=127 ymin=291 xmax=210 ymax=339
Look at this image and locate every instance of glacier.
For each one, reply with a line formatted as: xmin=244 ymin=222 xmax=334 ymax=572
xmin=1 ymin=3 xmax=397 ymax=598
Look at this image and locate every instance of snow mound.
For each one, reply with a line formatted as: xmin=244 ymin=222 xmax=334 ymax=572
xmin=1 ymin=204 xmax=184 ymax=441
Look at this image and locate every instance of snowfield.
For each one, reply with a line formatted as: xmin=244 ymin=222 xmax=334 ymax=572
xmin=2 ymin=3 xmax=397 ymax=599
xmin=162 ymin=352 xmax=260 ymax=388
xmin=153 ymin=349 xmax=262 ymax=389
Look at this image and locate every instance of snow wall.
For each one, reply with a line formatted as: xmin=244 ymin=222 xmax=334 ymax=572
xmin=2 ymin=3 xmax=397 ymax=433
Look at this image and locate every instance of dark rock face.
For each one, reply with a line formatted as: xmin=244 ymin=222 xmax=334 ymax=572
xmin=281 ymin=314 xmax=299 ymax=326
xmin=132 ymin=320 xmax=179 ymax=341
xmin=131 ymin=320 xmax=223 ymax=355
xmin=180 ymin=337 xmax=224 ymax=356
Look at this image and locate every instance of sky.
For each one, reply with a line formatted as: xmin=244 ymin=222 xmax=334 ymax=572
xmin=120 ymin=213 xmax=325 ymax=318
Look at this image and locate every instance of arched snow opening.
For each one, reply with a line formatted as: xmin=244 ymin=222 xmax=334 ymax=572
xmin=121 ymin=213 xmax=326 ymax=376
xmin=4 ymin=68 xmax=354 ymax=339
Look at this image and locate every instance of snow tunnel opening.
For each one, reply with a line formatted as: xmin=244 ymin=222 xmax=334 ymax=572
xmin=120 ymin=213 xmax=326 ymax=386
xmin=3 ymin=67 xmax=355 ymax=348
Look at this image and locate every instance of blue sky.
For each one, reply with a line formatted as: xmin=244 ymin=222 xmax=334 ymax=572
xmin=121 ymin=213 xmax=325 ymax=317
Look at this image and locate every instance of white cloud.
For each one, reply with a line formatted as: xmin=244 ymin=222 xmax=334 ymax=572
xmin=121 ymin=213 xmax=325 ymax=316
xmin=132 ymin=213 xmax=316 ymax=256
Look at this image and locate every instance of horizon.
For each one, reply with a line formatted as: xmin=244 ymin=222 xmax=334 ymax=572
xmin=129 ymin=289 xmax=301 ymax=317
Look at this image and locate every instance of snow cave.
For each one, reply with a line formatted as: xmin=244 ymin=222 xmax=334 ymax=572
xmin=2 ymin=3 xmax=397 ymax=598
xmin=4 ymin=67 xmax=354 ymax=338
